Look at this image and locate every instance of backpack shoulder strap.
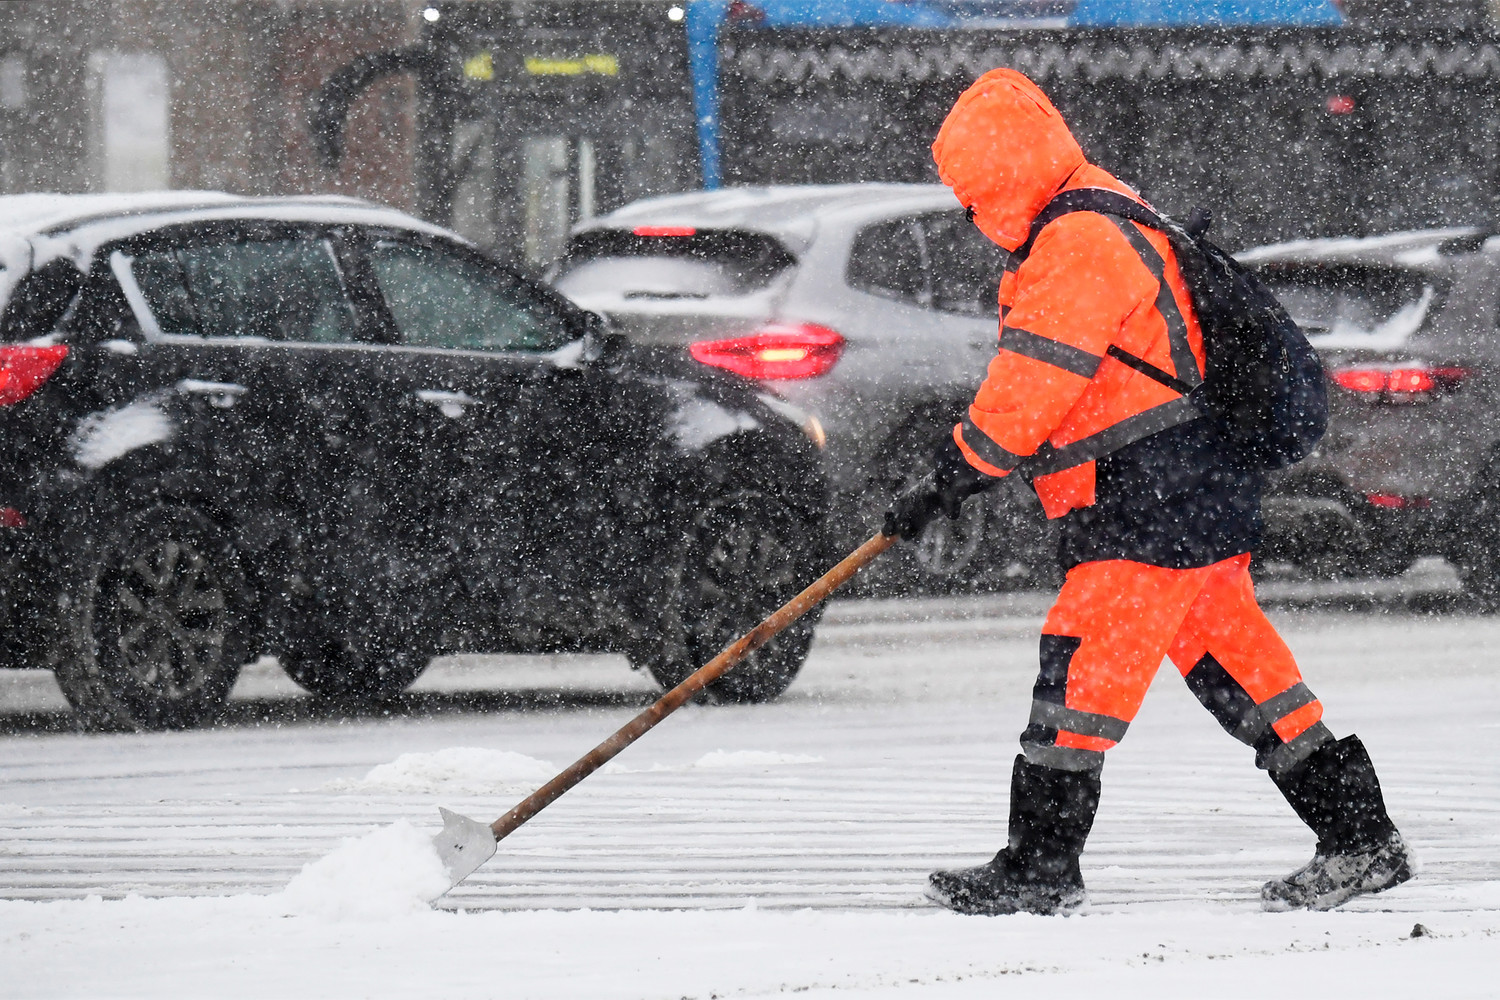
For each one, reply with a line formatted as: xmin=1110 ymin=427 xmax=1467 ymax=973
xmin=1011 ymin=188 xmax=1202 ymax=393
xmin=1013 ymin=188 xmax=1169 ymax=263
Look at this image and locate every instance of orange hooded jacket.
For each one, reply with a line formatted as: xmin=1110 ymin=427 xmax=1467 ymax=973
xmin=933 ymin=69 xmax=1207 ymax=519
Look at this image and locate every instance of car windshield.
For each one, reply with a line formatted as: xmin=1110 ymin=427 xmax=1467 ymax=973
xmin=552 ymin=229 xmax=795 ymax=300
xmin=1256 ymin=262 xmax=1437 ymax=350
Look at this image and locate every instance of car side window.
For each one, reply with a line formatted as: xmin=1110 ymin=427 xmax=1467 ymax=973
xmin=121 ymin=237 xmax=359 ymax=342
xmin=846 ymin=219 xmax=928 ymax=305
xmin=921 ymin=212 xmax=1003 ymax=317
xmin=365 ymin=240 xmax=568 ymax=352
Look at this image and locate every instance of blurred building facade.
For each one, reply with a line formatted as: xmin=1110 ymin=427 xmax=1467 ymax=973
xmin=2 ymin=0 xmax=1500 ymax=255
xmin=0 ymin=0 xmax=419 ymax=208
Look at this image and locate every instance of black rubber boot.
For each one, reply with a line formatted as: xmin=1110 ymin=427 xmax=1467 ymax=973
xmin=1264 ymin=734 xmax=1414 ymax=911
xmin=926 ymin=755 xmax=1101 ymax=915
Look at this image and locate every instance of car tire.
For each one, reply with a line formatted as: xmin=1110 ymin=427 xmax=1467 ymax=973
xmin=1454 ymin=455 xmax=1500 ymax=611
xmin=633 ymin=489 xmax=819 ymax=704
xmin=53 ymin=504 xmax=251 ymax=731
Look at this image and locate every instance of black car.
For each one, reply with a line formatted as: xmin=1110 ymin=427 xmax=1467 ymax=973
xmin=0 ymin=193 xmax=829 ymax=730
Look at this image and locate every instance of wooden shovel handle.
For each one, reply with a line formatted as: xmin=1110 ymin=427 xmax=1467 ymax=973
xmin=489 ymin=531 xmax=898 ymax=841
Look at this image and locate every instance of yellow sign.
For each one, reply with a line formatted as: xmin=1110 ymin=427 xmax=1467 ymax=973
xmin=462 ymin=51 xmax=494 ymax=81
xmin=524 ymin=54 xmax=619 ymax=77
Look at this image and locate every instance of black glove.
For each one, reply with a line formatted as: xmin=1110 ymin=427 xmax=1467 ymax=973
xmin=932 ymin=433 xmax=999 ymax=517
xmin=883 ymin=474 xmax=944 ymax=540
xmin=882 ymin=435 xmax=1001 ymax=540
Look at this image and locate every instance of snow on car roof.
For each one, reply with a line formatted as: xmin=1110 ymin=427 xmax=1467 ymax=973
xmin=0 ymin=191 xmax=246 ymax=236
xmin=574 ymin=183 xmax=962 ymax=251
xmin=0 ymin=191 xmax=457 ymax=313
xmin=0 ymin=190 xmax=447 ymax=240
xmin=1236 ymin=226 xmax=1480 ymax=266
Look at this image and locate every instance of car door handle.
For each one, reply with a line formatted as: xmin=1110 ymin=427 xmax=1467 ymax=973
xmin=414 ymin=389 xmax=479 ymax=419
xmin=176 ymin=379 xmax=247 ymax=408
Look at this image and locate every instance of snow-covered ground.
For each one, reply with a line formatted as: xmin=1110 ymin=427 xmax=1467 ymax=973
xmin=1 ymin=583 xmax=1497 ymax=997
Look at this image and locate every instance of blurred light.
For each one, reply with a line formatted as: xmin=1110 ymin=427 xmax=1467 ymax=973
xmin=0 ymin=507 xmax=25 ymax=528
xmin=690 ymin=324 xmax=844 ymax=380
xmin=422 ymin=7 xmax=441 ymax=22
xmin=464 ymin=52 xmax=495 ymax=81
xmin=1366 ymin=493 xmax=1430 ymax=510
xmin=0 ymin=345 xmax=68 ymax=407
xmin=632 ymin=225 xmax=697 ymax=237
xmin=667 ymin=5 xmax=685 ymax=21
xmin=1326 ymin=95 xmax=1356 ymax=115
xmin=1328 ymin=365 xmax=1470 ymax=398
xmin=1386 ymin=369 xmax=1435 ymax=393
xmin=804 ymin=414 xmax=826 ymax=449
xmin=1330 ymin=368 xmax=1385 ymax=394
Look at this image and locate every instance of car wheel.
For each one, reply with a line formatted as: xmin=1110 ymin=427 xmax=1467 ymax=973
xmin=53 ymin=505 xmax=250 ymax=731
xmin=1454 ymin=459 xmax=1500 ymax=611
xmin=634 ymin=490 xmax=819 ymax=704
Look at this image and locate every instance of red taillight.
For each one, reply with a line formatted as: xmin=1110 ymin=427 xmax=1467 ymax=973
xmin=1366 ymin=493 xmax=1430 ymax=510
xmin=0 ymin=345 xmax=68 ymax=406
xmin=1329 ymin=368 xmax=1386 ymax=393
xmin=1328 ymin=365 xmax=1470 ymax=399
xmin=689 ymin=324 xmax=845 ymax=380
xmin=632 ymin=226 xmax=697 ymax=237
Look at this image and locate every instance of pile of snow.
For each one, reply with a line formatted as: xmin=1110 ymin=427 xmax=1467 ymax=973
xmin=324 ymin=746 xmax=822 ymax=791
xmin=322 ymin=747 xmax=558 ymax=797
xmin=690 ymin=749 xmax=823 ymax=769
xmin=280 ymin=820 xmax=448 ymax=920
xmin=602 ymin=749 xmax=825 ymax=774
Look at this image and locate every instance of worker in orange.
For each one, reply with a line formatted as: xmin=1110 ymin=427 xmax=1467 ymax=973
xmin=884 ymin=68 xmax=1412 ymax=915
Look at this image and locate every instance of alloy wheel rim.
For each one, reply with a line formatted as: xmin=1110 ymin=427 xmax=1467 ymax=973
xmin=103 ymin=537 xmax=229 ymax=700
xmin=912 ymin=503 xmax=986 ymax=575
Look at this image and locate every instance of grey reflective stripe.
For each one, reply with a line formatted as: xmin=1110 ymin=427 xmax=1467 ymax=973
xmin=959 ymin=414 xmax=1025 ymax=472
xmin=1260 ymin=682 xmax=1318 ymax=723
xmin=1000 ymin=327 xmax=1102 ymax=379
xmin=1102 ymin=216 xmax=1202 ymax=391
xmin=1021 ymin=741 xmax=1105 ymax=773
xmin=1233 ymin=713 xmax=1269 ymax=745
xmin=1023 ymin=395 xmax=1202 ymax=476
xmin=1029 ymin=700 xmax=1130 ymax=743
xmin=1263 ymin=722 xmax=1335 ymax=774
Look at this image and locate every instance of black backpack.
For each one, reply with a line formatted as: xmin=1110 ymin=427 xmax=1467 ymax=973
xmin=1016 ymin=188 xmax=1328 ymax=471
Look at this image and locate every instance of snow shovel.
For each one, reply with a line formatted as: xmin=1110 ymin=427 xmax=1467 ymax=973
xmin=430 ymin=529 xmax=898 ymax=893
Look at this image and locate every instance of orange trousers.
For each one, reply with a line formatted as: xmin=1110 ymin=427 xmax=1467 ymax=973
xmin=1021 ymin=553 xmax=1332 ymax=774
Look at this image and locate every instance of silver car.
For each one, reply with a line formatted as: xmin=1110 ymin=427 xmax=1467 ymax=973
xmin=551 ymin=183 xmax=1058 ymax=593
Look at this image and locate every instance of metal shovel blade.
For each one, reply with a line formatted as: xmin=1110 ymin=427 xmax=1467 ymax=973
xmin=431 ymin=807 xmax=498 ymax=890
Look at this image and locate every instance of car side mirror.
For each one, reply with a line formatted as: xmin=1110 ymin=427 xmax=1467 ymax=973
xmin=580 ymin=310 xmax=628 ymax=362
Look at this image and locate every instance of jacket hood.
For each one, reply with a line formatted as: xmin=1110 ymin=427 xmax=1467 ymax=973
xmin=931 ymin=69 xmax=1086 ymax=252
